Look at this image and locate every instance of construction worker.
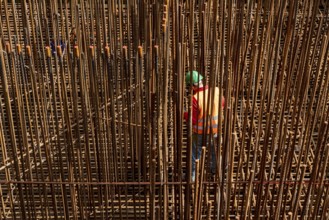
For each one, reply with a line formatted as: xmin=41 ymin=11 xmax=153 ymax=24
xmin=184 ymin=71 xmax=225 ymax=181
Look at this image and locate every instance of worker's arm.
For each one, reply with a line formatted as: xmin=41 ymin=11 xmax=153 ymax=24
xmin=184 ymin=97 xmax=199 ymax=125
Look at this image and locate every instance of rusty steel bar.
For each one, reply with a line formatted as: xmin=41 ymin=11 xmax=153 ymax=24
xmin=0 ymin=1 xmax=328 ymax=219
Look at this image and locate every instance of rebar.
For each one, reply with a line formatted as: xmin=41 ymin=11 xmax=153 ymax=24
xmin=1 ymin=0 xmax=329 ymax=219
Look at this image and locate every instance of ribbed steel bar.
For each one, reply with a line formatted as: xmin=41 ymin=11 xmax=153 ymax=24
xmin=0 ymin=0 xmax=329 ymax=219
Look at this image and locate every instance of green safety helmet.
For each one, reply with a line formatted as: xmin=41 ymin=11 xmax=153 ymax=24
xmin=185 ymin=71 xmax=203 ymax=86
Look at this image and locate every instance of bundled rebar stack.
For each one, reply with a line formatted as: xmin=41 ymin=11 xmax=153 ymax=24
xmin=1 ymin=0 xmax=329 ymax=219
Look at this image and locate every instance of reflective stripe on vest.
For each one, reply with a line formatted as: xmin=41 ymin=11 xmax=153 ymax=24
xmin=193 ymin=115 xmax=219 ymax=134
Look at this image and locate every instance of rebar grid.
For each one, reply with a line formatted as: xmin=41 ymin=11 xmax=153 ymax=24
xmin=1 ymin=0 xmax=329 ymax=219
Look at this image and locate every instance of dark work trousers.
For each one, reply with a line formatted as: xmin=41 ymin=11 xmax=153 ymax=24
xmin=191 ymin=134 xmax=217 ymax=180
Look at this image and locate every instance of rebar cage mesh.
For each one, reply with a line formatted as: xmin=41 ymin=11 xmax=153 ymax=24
xmin=1 ymin=0 xmax=329 ymax=219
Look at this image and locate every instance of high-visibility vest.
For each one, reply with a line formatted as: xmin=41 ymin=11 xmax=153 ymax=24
xmin=193 ymin=87 xmax=222 ymax=134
